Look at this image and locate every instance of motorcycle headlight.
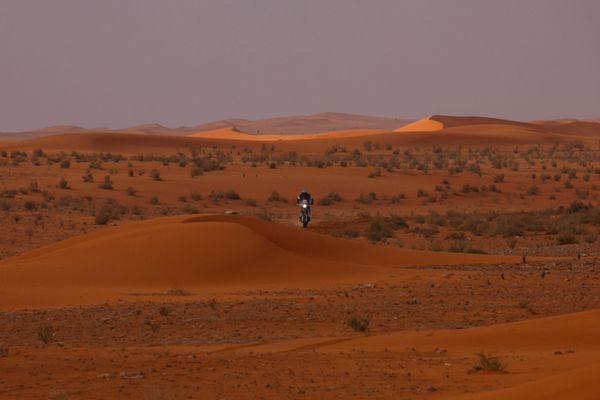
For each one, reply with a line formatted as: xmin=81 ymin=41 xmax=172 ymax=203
xmin=302 ymin=204 xmax=307 ymax=208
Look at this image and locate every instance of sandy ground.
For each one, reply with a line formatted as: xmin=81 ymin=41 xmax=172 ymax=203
xmin=1 ymin=116 xmax=599 ymax=398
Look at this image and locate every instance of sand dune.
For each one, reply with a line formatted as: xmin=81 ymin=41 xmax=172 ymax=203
xmin=3 ymin=113 xmax=596 ymax=151
xmin=188 ymin=127 xmax=389 ymax=141
xmin=219 ymin=308 xmax=600 ymax=399
xmin=0 ymin=214 xmax=522 ymax=309
xmin=452 ymin=364 xmax=600 ymax=399
xmin=4 ymin=132 xmax=217 ymax=153
xmin=393 ymin=115 xmax=445 ymax=132
xmin=0 ymin=112 xmax=413 ymax=140
xmin=190 ymin=112 xmax=412 ymax=134
xmin=395 ymin=115 xmax=600 ymax=139
xmin=530 ymin=119 xmax=600 ymax=136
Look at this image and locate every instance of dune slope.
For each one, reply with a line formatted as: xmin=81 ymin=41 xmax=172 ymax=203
xmin=0 ymin=214 xmax=521 ymax=308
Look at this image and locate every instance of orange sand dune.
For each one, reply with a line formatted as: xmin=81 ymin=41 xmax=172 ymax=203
xmin=395 ymin=115 xmax=600 ymax=139
xmin=452 ymin=364 xmax=600 ymax=400
xmin=188 ymin=127 xmax=389 ymax=141
xmin=0 ymin=214 xmax=522 ymax=309
xmin=191 ymin=112 xmax=412 ymax=134
xmin=0 ymin=112 xmax=412 ymax=140
xmin=530 ymin=119 xmax=600 ymax=136
xmin=217 ymin=307 xmax=600 ymax=399
xmin=394 ymin=115 xmax=534 ymax=132
xmin=393 ymin=115 xmax=445 ymax=132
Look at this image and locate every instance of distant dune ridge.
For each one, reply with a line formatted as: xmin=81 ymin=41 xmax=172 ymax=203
xmin=0 ymin=112 xmax=412 ymax=139
xmin=1 ymin=113 xmax=599 ymax=150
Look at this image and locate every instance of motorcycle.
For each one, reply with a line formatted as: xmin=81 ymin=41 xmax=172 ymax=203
xmin=299 ymin=199 xmax=311 ymax=228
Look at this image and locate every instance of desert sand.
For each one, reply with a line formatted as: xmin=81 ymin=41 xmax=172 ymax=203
xmin=0 ymin=114 xmax=599 ymax=398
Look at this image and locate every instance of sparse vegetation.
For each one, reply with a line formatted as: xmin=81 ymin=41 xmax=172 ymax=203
xmin=468 ymin=352 xmax=506 ymax=374
xmin=57 ymin=177 xmax=70 ymax=190
xmin=349 ymin=316 xmax=370 ymax=332
xmin=37 ymin=324 xmax=54 ymax=344
xmin=98 ymin=175 xmax=114 ymax=190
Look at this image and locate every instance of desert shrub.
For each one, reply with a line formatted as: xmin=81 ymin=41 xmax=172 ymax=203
xmin=190 ymin=191 xmax=203 ymax=201
xmin=178 ymin=195 xmax=187 ymax=202
xmin=82 ymin=171 xmax=94 ymax=183
xmin=57 ymin=177 xmax=70 ymax=189
xmin=159 ymin=306 xmax=170 ymax=316
xmin=567 ymin=200 xmax=591 ymax=213
xmin=245 ymin=198 xmax=258 ymax=207
xmin=365 ymin=216 xmax=407 ymax=242
xmin=95 ymin=199 xmax=126 ymax=225
xmin=29 ymin=180 xmax=40 ymax=193
xmin=266 ymin=191 xmax=288 ymax=203
xmin=24 ymin=200 xmax=39 ymax=211
xmin=191 ymin=167 xmax=203 ymax=177
xmin=225 ymin=190 xmax=241 ymax=200
xmin=209 ymin=191 xmax=225 ymax=202
xmin=349 ymin=316 xmax=370 ymax=332
xmin=493 ymin=174 xmax=505 ymax=183
xmin=390 ymin=193 xmax=406 ymax=203
xmin=127 ymin=186 xmax=136 ymax=196
xmin=417 ymin=189 xmax=428 ymax=198
xmin=468 ymin=163 xmax=482 ymax=176
xmin=0 ymin=347 xmax=8 ymax=358
xmin=98 ymin=175 xmax=113 ymax=190
xmin=557 ymin=232 xmax=577 ymax=245
xmin=150 ymin=169 xmax=162 ymax=181
xmin=368 ymin=168 xmax=382 ymax=178
xmin=447 ymin=231 xmax=467 ymax=241
xmin=411 ymin=226 xmax=439 ymax=239
xmin=180 ymin=204 xmax=199 ymax=214
xmin=60 ymin=160 xmax=70 ymax=169
xmin=37 ymin=324 xmax=54 ymax=344
xmin=319 ymin=192 xmax=343 ymax=206
xmin=150 ymin=196 xmax=159 ymax=205
xmin=206 ymin=298 xmax=218 ymax=310
xmin=357 ymin=192 xmax=377 ymax=204
xmin=268 ymin=191 xmax=281 ymax=202
xmin=527 ymin=185 xmax=539 ymax=196
xmin=32 ymin=148 xmax=45 ymax=158
xmin=468 ymin=353 xmax=506 ymax=374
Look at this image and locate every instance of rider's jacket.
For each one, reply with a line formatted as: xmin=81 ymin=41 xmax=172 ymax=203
xmin=297 ymin=191 xmax=314 ymax=205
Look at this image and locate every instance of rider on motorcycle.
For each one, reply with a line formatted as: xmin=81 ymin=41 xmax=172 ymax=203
xmin=296 ymin=190 xmax=314 ymax=226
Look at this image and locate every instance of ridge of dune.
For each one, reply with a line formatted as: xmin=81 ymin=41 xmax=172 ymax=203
xmin=188 ymin=127 xmax=390 ymax=141
xmin=191 ymin=112 xmax=411 ymax=134
xmin=393 ymin=115 xmax=535 ymax=133
xmin=0 ymin=214 xmax=523 ymax=309
xmin=36 ymin=124 xmax=86 ymax=133
xmin=393 ymin=115 xmax=444 ymax=132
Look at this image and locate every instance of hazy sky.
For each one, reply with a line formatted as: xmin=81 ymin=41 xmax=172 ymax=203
xmin=1 ymin=0 xmax=599 ymax=131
